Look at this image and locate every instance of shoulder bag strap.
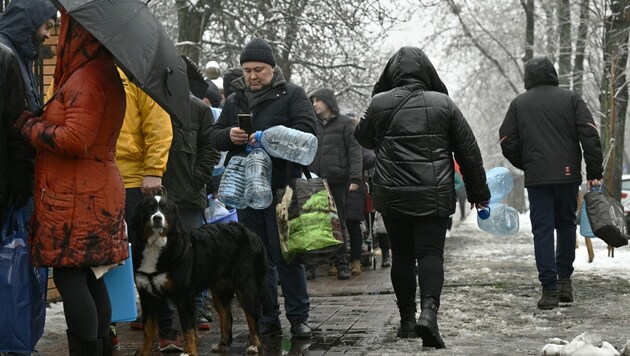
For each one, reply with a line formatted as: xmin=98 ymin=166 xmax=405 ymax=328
xmin=376 ymin=89 xmax=422 ymax=146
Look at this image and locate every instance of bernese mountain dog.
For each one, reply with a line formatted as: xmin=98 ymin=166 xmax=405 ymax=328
xmin=131 ymin=195 xmax=270 ymax=355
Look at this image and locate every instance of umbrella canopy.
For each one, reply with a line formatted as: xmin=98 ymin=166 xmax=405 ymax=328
xmin=182 ymin=55 xmax=209 ymax=100
xmin=53 ymin=0 xmax=190 ymax=129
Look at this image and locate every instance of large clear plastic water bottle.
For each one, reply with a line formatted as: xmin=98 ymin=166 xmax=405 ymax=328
xmin=486 ymin=167 xmax=514 ymax=204
xmin=244 ymin=148 xmax=273 ymax=209
xmin=217 ymin=155 xmax=248 ymax=209
xmin=477 ymin=203 xmax=519 ymax=236
xmin=257 ymin=125 xmax=318 ymax=165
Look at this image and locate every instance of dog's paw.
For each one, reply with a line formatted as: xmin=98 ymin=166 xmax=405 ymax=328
xmin=211 ymin=343 xmax=231 ymax=353
xmin=245 ymin=344 xmax=260 ymax=354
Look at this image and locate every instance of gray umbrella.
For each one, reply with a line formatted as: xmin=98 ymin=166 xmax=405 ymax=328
xmin=53 ymin=0 xmax=190 ymax=129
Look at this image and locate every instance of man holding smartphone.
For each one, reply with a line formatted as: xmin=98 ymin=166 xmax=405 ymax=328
xmin=208 ymin=38 xmax=317 ymax=339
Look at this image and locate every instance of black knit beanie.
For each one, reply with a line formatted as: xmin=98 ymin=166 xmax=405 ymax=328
xmin=239 ymin=38 xmax=276 ymax=67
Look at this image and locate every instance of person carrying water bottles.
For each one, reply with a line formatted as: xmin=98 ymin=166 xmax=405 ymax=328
xmin=354 ymin=47 xmax=490 ymax=348
xmin=208 ymin=38 xmax=317 ymax=339
xmin=499 ymin=57 xmax=603 ymax=310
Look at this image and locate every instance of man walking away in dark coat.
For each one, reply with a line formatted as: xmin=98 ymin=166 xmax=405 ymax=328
xmin=308 ymin=88 xmax=363 ymax=279
xmin=499 ymin=57 xmax=603 ymax=310
xmin=0 ymin=0 xmax=56 ymax=224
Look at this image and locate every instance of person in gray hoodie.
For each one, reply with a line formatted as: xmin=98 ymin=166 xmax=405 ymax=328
xmin=0 ymin=0 xmax=56 ymax=224
xmin=308 ymin=88 xmax=363 ymax=279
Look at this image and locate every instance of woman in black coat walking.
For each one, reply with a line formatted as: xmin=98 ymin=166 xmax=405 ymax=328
xmin=354 ymin=47 xmax=490 ymax=348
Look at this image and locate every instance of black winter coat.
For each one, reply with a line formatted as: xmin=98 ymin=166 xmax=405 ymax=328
xmin=209 ymin=70 xmax=317 ymax=189
xmin=346 ymin=148 xmax=376 ymax=221
xmin=309 ymin=114 xmax=362 ymax=185
xmin=0 ymin=0 xmax=56 ymax=222
xmin=163 ymin=95 xmax=221 ymax=209
xmin=499 ymin=57 xmax=603 ymax=187
xmin=354 ymin=47 xmax=490 ymax=217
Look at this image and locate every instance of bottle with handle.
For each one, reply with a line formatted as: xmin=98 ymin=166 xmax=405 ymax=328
xmin=256 ymin=125 xmax=318 ymax=165
xmin=244 ymin=148 xmax=273 ymax=209
xmin=217 ymin=155 xmax=248 ymax=209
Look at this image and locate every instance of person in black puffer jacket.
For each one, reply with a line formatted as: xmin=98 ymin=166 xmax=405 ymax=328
xmin=499 ymin=57 xmax=603 ymax=310
xmin=355 ymin=47 xmax=490 ymax=347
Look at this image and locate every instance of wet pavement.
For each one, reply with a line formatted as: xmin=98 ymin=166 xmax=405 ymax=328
xmin=33 ymin=213 xmax=630 ymax=355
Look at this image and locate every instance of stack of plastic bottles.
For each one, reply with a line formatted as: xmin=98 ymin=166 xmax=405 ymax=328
xmin=244 ymin=148 xmax=273 ymax=209
xmin=217 ymin=125 xmax=318 ymax=210
xmin=217 ymin=155 xmax=248 ymax=209
xmin=477 ymin=167 xmax=520 ymax=236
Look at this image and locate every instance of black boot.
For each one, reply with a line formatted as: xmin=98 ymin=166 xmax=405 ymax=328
xmin=537 ymin=290 xmax=559 ymax=310
xmin=558 ymin=279 xmax=573 ymax=303
xmin=67 ymin=330 xmax=101 ymax=356
xmin=396 ymin=305 xmax=417 ymax=338
xmin=415 ymin=297 xmax=445 ymax=349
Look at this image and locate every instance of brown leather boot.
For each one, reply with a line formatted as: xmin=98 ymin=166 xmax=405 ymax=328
xmin=351 ymin=260 xmax=362 ymax=276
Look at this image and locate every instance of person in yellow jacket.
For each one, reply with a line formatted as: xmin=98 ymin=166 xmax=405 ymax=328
xmin=112 ymin=69 xmax=182 ymax=351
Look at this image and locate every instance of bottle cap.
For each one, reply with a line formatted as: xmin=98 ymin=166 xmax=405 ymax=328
xmin=477 ymin=206 xmax=491 ymax=220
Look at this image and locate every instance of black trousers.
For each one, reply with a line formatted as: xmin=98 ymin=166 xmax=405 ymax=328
xmin=382 ymin=215 xmax=449 ymax=310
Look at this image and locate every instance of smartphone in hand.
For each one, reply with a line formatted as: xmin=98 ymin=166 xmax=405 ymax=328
xmin=238 ymin=113 xmax=253 ymax=135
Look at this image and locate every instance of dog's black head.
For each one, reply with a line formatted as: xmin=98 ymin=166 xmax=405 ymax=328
xmin=131 ymin=195 xmax=184 ymax=247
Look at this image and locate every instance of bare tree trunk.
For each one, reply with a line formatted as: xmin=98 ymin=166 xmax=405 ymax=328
xmin=175 ymin=0 xmax=208 ymax=63
xmin=573 ymin=0 xmax=589 ymax=95
xmin=521 ymin=0 xmax=535 ymax=64
xmin=557 ymin=0 xmax=571 ymax=88
xmin=542 ymin=1 xmax=556 ymax=63
xmin=600 ymin=0 xmax=629 ymax=200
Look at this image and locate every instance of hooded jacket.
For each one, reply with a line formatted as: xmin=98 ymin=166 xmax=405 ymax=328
xmin=209 ymin=69 xmax=317 ymax=189
xmin=21 ymin=10 xmax=127 ymax=268
xmin=354 ymin=47 xmax=490 ymax=217
xmin=308 ymin=88 xmax=362 ymax=185
xmin=0 ymin=0 xmax=56 ymax=222
xmin=115 ymin=69 xmax=173 ymax=188
xmin=499 ymin=57 xmax=603 ymax=186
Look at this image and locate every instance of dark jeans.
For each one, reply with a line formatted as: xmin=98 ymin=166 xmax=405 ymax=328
xmin=527 ymin=183 xmax=579 ymax=291
xmin=328 ymin=182 xmax=349 ymax=267
xmin=237 ymin=203 xmax=310 ymax=324
xmin=382 ymin=215 xmax=449 ymax=310
xmin=346 ymin=219 xmax=363 ymax=261
xmin=125 ymin=188 xmax=175 ymax=334
xmin=177 ymin=207 xmax=208 ymax=313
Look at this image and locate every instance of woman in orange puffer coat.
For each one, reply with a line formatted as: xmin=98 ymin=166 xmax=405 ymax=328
xmin=16 ymin=8 xmax=126 ymax=354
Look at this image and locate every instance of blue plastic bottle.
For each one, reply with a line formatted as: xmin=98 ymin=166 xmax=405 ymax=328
xmin=217 ymin=155 xmax=248 ymax=209
xmin=244 ymin=148 xmax=273 ymax=209
xmin=257 ymin=125 xmax=318 ymax=165
xmin=477 ymin=203 xmax=519 ymax=236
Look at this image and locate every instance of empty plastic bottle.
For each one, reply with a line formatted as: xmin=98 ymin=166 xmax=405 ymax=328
xmin=256 ymin=125 xmax=318 ymax=165
xmin=217 ymin=155 xmax=248 ymax=209
xmin=244 ymin=148 xmax=273 ymax=209
xmin=204 ymin=195 xmax=230 ymax=223
xmin=477 ymin=203 xmax=519 ymax=236
xmin=486 ymin=167 xmax=514 ymax=204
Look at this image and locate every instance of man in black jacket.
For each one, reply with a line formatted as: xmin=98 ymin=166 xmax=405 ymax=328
xmin=0 ymin=0 xmax=56 ymax=224
xmin=499 ymin=57 xmax=603 ymax=310
xmin=209 ymin=38 xmax=316 ymax=339
xmin=308 ymin=88 xmax=362 ymax=279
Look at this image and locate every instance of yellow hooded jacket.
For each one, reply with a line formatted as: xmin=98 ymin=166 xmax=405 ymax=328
xmin=115 ymin=68 xmax=172 ymax=188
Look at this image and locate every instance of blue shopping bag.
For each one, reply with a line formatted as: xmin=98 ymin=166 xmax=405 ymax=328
xmin=103 ymin=244 xmax=137 ymax=323
xmin=0 ymin=206 xmax=48 ymax=353
xmin=579 ymin=200 xmax=595 ymax=238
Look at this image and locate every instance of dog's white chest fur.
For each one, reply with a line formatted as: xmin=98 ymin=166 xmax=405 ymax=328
xmin=135 ymin=230 xmax=168 ymax=295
